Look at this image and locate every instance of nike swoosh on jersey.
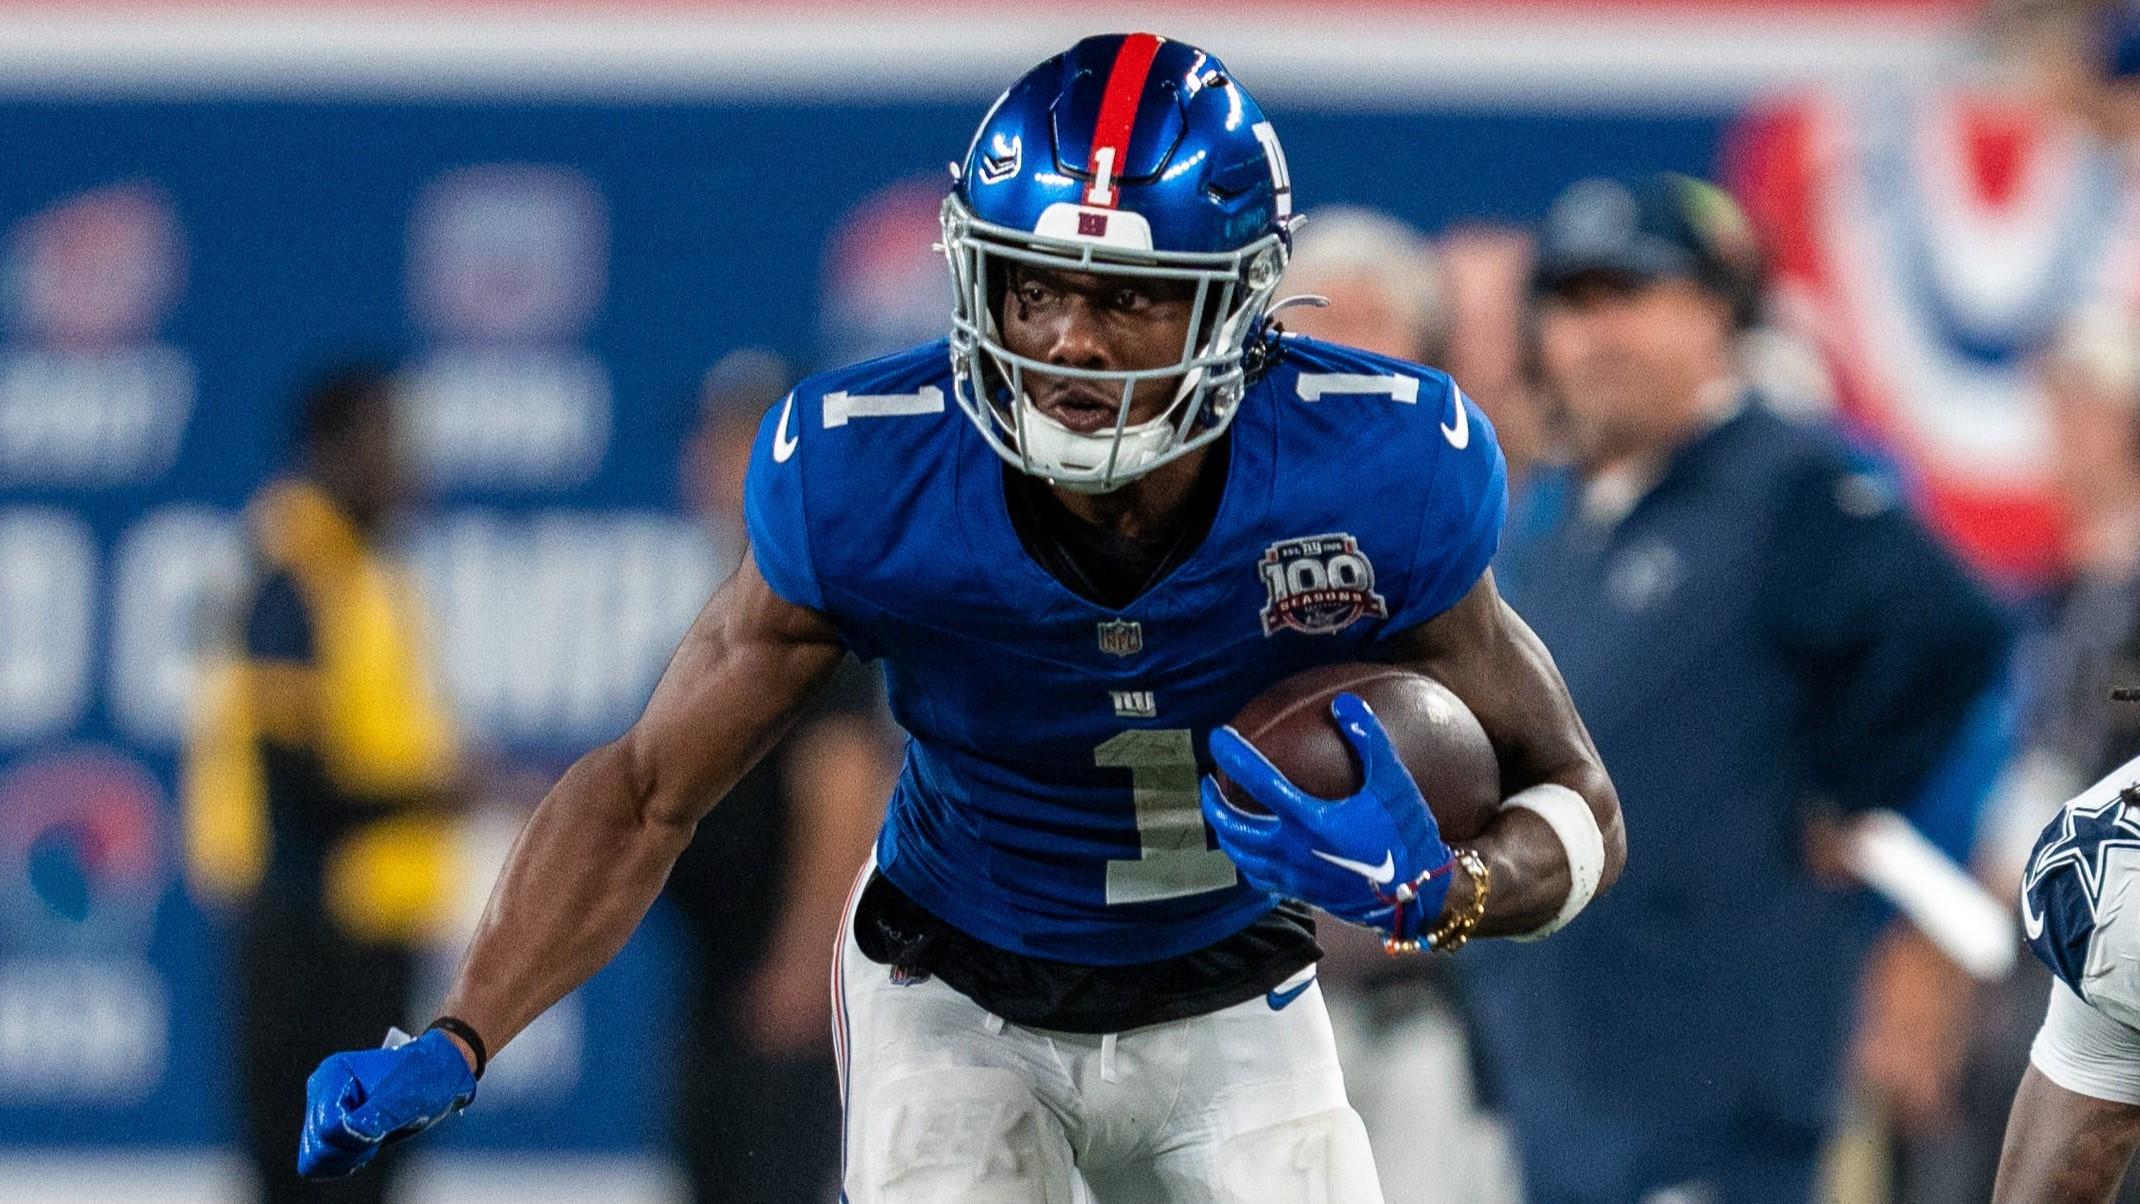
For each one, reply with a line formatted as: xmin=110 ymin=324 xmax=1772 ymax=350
xmin=1312 ymin=848 xmax=1396 ymax=884
xmin=1441 ymin=387 xmax=1470 ymax=450
xmin=773 ymin=393 xmax=799 ymax=463
xmin=2022 ymin=887 xmax=2046 ymax=941
xmin=1266 ymin=977 xmax=1316 ymax=1011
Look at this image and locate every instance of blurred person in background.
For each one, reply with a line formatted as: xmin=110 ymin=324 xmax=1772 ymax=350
xmin=1275 ymin=205 xmax=1451 ymax=364
xmin=182 ymin=363 xmax=462 ymax=1204
xmin=1275 ymin=204 xmax=1519 ymax=1204
xmin=1727 ymin=0 xmax=2140 ymax=599
xmin=1474 ymin=173 xmax=2008 ymax=1204
xmin=1439 ymin=224 xmax=1555 ymax=488
xmin=1727 ymin=2 xmax=2140 ymax=1189
xmin=663 ymin=350 xmax=901 ymax=1204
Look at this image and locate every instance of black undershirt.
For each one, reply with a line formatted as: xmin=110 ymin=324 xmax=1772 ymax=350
xmin=850 ymin=441 xmax=1323 ymax=1033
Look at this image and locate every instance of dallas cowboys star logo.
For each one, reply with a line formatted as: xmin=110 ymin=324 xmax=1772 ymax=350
xmin=2022 ymin=785 xmax=2140 ymax=948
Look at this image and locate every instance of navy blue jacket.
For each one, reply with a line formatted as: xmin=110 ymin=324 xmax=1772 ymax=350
xmin=1470 ymin=401 xmax=2008 ymax=1162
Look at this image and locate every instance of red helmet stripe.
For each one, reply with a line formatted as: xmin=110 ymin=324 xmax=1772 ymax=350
xmin=1085 ymin=32 xmax=1165 ymax=208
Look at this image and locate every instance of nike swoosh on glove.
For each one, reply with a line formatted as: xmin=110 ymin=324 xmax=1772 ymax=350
xmin=298 ymin=1028 xmax=476 ymax=1179
xmin=1201 ymin=691 xmax=1456 ymax=932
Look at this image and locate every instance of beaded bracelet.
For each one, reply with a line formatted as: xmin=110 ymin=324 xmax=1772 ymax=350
xmin=1384 ymin=848 xmax=1491 ymax=956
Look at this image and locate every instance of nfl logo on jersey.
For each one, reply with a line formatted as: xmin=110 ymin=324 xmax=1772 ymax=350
xmin=1096 ymin=619 xmax=1143 ymax=657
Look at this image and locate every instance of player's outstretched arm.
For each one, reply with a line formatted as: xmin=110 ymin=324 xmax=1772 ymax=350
xmin=1379 ymin=569 xmax=1625 ymax=939
xmin=440 ymin=549 xmax=846 ymax=1054
xmin=297 ymin=550 xmax=845 ymax=1178
xmin=1994 ymin=1067 xmax=2140 ymax=1204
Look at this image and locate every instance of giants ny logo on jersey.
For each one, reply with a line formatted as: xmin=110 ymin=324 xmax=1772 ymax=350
xmin=1258 ymin=533 xmax=1387 ymax=636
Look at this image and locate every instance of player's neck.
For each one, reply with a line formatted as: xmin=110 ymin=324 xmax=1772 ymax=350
xmin=1047 ymin=443 xmax=1216 ymax=545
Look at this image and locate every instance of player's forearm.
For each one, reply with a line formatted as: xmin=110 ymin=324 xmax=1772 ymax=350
xmin=1453 ymin=758 xmax=1621 ymax=938
xmin=1994 ymin=1068 xmax=2140 ymax=1204
xmin=1382 ymin=576 xmax=1625 ymax=940
xmin=440 ymin=739 xmax=697 ymax=1058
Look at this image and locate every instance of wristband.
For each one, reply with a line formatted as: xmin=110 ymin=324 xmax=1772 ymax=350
xmin=1501 ymin=784 xmax=1604 ymax=941
xmin=425 ymin=1015 xmax=489 ymax=1079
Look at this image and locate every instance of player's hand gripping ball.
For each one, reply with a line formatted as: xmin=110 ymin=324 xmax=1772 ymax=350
xmin=1201 ymin=666 xmax=1499 ymax=937
xmin=297 ymin=1028 xmax=476 ymax=1179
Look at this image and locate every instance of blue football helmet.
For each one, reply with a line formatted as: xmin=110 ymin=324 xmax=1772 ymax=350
xmin=942 ymin=33 xmax=1295 ymax=492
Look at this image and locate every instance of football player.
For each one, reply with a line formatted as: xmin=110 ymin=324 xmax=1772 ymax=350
xmin=1996 ymin=751 xmax=2140 ymax=1203
xmin=296 ymin=34 xmax=1624 ymax=1202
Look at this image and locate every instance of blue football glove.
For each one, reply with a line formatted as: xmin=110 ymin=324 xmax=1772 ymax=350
xmin=297 ymin=1028 xmax=476 ymax=1179
xmin=1202 ymin=692 xmax=1456 ymax=938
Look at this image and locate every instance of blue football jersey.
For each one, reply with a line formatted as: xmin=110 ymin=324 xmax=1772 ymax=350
xmin=744 ymin=335 xmax=1506 ymax=964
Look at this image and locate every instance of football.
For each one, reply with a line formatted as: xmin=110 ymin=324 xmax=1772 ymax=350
xmin=1217 ymin=663 xmax=1501 ymax=842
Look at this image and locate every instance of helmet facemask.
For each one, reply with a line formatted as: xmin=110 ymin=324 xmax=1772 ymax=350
xmin=942 ymin=193 xmax=1287 ymax=494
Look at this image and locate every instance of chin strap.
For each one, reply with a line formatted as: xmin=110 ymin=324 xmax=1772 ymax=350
xmin=1239 ymin=320 xmax=1293 ymax=391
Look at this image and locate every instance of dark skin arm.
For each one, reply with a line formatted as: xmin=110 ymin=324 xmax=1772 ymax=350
xmin=1994 ymin=1067 xmax=2140 ymax=1204
xmin=1381 ymin=569 xmax=1625 ymax=936
xmin=435 ymin=551 xmax=846 ymax=1066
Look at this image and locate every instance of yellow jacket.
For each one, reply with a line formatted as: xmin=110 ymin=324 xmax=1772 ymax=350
xmin=183 ymin=479 xmax=460 ymax=944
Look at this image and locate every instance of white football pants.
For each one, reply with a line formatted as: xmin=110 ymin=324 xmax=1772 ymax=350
xmin=833 ymin=870 xmax=1385 ymax=1204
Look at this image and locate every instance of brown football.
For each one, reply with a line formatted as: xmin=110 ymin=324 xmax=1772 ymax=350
xmin=1217 ymin=663 xmax=1501 ymax=842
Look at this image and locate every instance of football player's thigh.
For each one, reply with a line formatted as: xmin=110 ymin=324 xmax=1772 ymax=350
xmin=836 ymin=934 xmax=1079 ymax=1204
xmin=1130 ymin=974 xmax=1385 ymax=1204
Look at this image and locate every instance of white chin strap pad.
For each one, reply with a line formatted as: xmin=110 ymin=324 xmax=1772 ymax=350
xmin=1499 ymin=784 xmax=1606 ymax=941
xmin=1017 ymin=395 xmax=1173 ymax=484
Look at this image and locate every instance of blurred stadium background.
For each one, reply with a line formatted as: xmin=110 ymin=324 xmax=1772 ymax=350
xmin=0 ymin=0 xmax=2098 ymax=1200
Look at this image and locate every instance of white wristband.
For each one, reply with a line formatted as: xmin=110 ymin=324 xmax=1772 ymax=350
xmin=1499 ymin=784 xmax=1604 ymax=941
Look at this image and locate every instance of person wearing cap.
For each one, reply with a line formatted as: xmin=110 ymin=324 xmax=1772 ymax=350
xmin=1459 ymin=173 xmax=2010 ymax=1203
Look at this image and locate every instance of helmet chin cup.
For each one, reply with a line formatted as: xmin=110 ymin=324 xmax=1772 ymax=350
xmin=1015 ymin=393 xmax=1177 ymax=492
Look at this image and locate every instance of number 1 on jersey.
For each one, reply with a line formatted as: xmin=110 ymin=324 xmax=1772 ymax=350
xmin=1098 ymin=728 xmax=1240 ymax=905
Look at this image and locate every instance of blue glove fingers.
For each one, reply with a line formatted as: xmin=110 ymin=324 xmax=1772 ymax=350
xmin=1329 ymin=693 xmax=1407 ymax=794
xmin=298 ymin=1060 xmax=378 ymax=1178
xmin=1329 ymin=692 xmax=1444 ymax=847
xmin=340 ymin=1097 xmax=400 ymax=1145
xmin=1222 ymin=841 xmax=1307 ymax=900
xmin=1200 ymin=773 xmax=1282 ymax=847
xmin=1207 ymin=724 xmax=1318 ymax=825
xmin=351 ymin=1031 xmax=475 ymax=1142
xmin=296 ymin=1032 xmax=474 ymax=1179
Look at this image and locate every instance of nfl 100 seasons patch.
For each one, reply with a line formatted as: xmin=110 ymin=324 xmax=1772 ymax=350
xmin=1258 ymin=533 xmax=1388 ymax=636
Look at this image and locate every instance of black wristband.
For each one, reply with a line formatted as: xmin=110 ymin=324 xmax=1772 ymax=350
xmin=425 ymin=1015 xmax=489 ymax=1079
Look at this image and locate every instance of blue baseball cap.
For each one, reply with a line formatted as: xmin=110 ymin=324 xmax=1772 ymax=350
xmin=1531 ymin=173 xmax=1763 ymax=323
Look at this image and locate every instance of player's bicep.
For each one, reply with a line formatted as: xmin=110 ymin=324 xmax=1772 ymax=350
xmin=623 ymin=548 xmax=848 ymax=828
xmin=1382 ymin=570 xmax=1624 ymax=885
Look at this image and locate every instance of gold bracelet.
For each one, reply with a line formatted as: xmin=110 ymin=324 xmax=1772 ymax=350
xmin=1383 ymin=848 xmax=1491 ymax=955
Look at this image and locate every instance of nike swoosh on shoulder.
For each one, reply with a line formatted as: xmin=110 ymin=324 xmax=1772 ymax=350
xmin=1312 ymin=848 xmax=1396 ymax=884
xmin=1441 ymin=386 xmax=1470 ymax=450
xmin=773 ymin=392 xmax=799 ymax=463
